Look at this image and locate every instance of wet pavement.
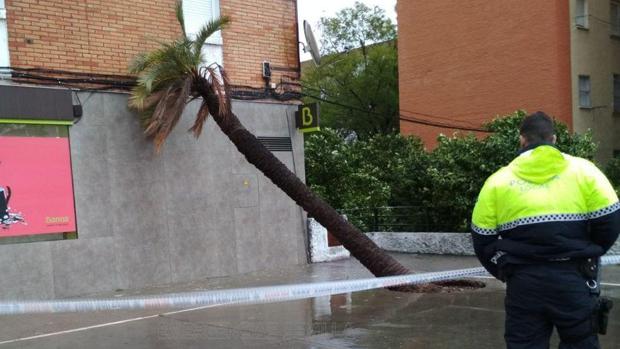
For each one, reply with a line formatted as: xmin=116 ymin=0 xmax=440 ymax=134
xmin=0 ymin=253 xmax=619 ymax=348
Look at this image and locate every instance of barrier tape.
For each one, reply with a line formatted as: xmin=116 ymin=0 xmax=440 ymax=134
xmin=1 ymin=255 xmax=619 ymax=315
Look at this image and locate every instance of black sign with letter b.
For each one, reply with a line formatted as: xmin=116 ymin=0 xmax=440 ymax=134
xmin=295 ymin=103 xmax=320 ymax=133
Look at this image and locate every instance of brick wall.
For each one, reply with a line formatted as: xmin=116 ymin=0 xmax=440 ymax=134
xmin=221 ymin=0 xmax=299 ymax=87
xmin=5 ymin=0 xmax=179 ymax=75
xmin=5 ymin=0 xmax=299 ymax=88
xmin=397 ymin=0 xmax=572 ymax=147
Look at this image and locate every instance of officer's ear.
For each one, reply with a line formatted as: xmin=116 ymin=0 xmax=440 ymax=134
xmin=519 ymin=135 xmax=527 ymax=148
xmin=551 ymin=135 xmax=557 ymax=145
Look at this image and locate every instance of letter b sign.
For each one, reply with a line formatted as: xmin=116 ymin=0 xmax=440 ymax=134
xmin=295 ymin=103 xmax=320 ymax=133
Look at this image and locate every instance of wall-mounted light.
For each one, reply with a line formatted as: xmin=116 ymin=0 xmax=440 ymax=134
xmin=72 ymin=90 xmax=83 ymax=124
xmin=262 ymin=61 xmax=272 ymax=79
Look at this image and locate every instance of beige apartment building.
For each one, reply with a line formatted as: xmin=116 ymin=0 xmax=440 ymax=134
xmin=571 ymin=0 xmax=620 ymax=162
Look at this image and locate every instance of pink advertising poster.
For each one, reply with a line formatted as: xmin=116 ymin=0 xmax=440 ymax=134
xmin=0 ymin=136 xmax=76 ymax=237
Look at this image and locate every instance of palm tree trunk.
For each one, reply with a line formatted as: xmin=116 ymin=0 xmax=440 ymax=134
xmin=199 ymin=86 xmax=485 ymax=291
xmin=199 ymin=91 xmax=409 ymax=278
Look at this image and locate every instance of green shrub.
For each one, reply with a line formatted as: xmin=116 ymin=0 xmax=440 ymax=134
xmin=605 ymin=157 xmax=620 ymax=195
xmin=305 ymin=129 xmax=391 ymax=211
xmin=305 ymin=111 xmax=598 ymax=232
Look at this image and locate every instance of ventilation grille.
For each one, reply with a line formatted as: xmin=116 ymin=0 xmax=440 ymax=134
xmin=258 ymin=137 xmax=292 ymax=152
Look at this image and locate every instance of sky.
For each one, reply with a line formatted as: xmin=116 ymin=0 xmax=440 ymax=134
xmin=297 ymin=0 xmax=397 ymax=61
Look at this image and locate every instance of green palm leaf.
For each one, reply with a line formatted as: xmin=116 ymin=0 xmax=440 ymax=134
xmin=176 ymin=1 xmax=187 ymax=38
xmin=193 ymin=17 xmax=230 ymax=62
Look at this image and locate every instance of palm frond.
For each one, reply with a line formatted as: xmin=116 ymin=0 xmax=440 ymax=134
xmin=188 ymin=65 xmax=230 ymax=137
xmin=129 ymin=87 xmax=167 ymax=111
xmin=132 ymin=40 xmax=197 ymax=98
xmin=207 ymin=64 xmax=231 ymax=117
xmin=131 ymin=39 xmax=195 ymax=73
xmin=128 ymin=50 xmax=167 ymax=75
xmin=193 ymin=16 xmax=230 ymax=60
xmin=137 ymin=105 xmax=157 ymax=129
xmin=138 ymin=61 xmax=179 ymax=94
xmin=128 ymin=84 xmax=151 ymax=110
xmin=144 ymin=77 xmax=193 ymax=151
xmin=189 ymin=99 xmax=211 ymax=137
xmin=176 ymin=1 xmax=187 ymax=38
xmin=128 ymin=53 xmax=150 ymax=75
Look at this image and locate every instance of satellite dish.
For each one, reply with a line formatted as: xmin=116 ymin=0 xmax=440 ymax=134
xmin=303 ymin=20 xmax=321 ymax=65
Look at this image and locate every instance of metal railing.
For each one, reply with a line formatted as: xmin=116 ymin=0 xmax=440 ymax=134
xmin=338 ymin=206 xmax=469 ymax=233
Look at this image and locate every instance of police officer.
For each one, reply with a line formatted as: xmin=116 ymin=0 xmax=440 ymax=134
xmin=471 ymin=112 xmax=620 ymax=348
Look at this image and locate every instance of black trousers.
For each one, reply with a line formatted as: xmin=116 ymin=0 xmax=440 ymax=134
xmin=504 ymin=263 xmax=599 ymax=349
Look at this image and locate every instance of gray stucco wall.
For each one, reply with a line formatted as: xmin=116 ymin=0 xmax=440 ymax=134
xmin=0 ymin=91 xmax=308 ymax=299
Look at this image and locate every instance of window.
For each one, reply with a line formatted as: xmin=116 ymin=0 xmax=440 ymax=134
xmin=614 ymin=74 xmax=620 ymax=113
xmin=182 ymin=0 xmax=223 ymax=66
xmin=579 ymin=75 xmax=592 ymax=108
xmin=0 ymin=0 xmax=9 ymax=70
xmin=611 ymin=1 xmax=620 ymax=36
xmin=576 ymin=0 xmax=588 ymax=28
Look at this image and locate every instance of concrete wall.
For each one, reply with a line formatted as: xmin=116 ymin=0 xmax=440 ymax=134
xmin=307 ymin=218 xmax=350 ymax=263
xmin=367 ymin=232 xmax=474 ymax=256
xmin=366 ymin=232 xmax=620 ymax=257
xmin=0 ymin=91 xmax=307 ymax=299
xmin=570 ymin=0 xmax=620 ymax=163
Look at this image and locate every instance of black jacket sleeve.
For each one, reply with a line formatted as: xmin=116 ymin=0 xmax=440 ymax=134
xmin=590 ymin=208 xmax=620 ymax=254
xmin=471 ymin=233 xmax=500 ymax=279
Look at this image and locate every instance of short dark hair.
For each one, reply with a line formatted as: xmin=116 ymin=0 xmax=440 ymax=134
xmin=519 ymin=111 xmax=555 ymax=143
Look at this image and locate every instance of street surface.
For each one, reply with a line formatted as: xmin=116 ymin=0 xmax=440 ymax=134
xmin=0 ymin=254 xmax=618 ymax=348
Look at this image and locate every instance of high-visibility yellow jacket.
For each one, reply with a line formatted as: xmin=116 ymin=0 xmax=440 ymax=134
xmin=471 ymin=145 xmax=620 ymax=278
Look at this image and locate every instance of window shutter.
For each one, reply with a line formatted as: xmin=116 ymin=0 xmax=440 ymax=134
xmin=182 ymin=0 xmax=222 ymax=66
xmin=614 ymin=75 xmax=620 ymax=113
xmin=579 ymin=75 xmax=591 ymax=108
xmin=183 ymin=0 xmax=213 ymax=35
xmin=575 ymin=0 xmax=588 ymax=27
xmin=182 ymin=0 xmax=222 ymax=44
xmin=611 ymin=2 xmax=620 ymax=35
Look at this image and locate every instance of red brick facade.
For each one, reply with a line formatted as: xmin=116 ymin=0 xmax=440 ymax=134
xmin=397 ymin=0 xmax=573 ymax=147
xmin=221 ymin=0 xmax=299 ymax=87
xmin=5 ymin=0 xmax=299 ymax=88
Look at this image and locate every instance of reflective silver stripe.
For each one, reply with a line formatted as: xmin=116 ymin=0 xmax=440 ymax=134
xmin=589 ymin=201 xmax=620 ymax=219
xmin=471 ymin=223 xmax=498 ymax=235
xmin=490 ymin=251 xmax=506 ymax=264
xmin=497 ymin=202 xmax=620 ymax=231
xmin=498 ymin=213 xmax=588 ymax=231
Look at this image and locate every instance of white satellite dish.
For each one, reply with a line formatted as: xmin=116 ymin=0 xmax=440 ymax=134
xmin=303 ymin=20 xmax=321 ymax=65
